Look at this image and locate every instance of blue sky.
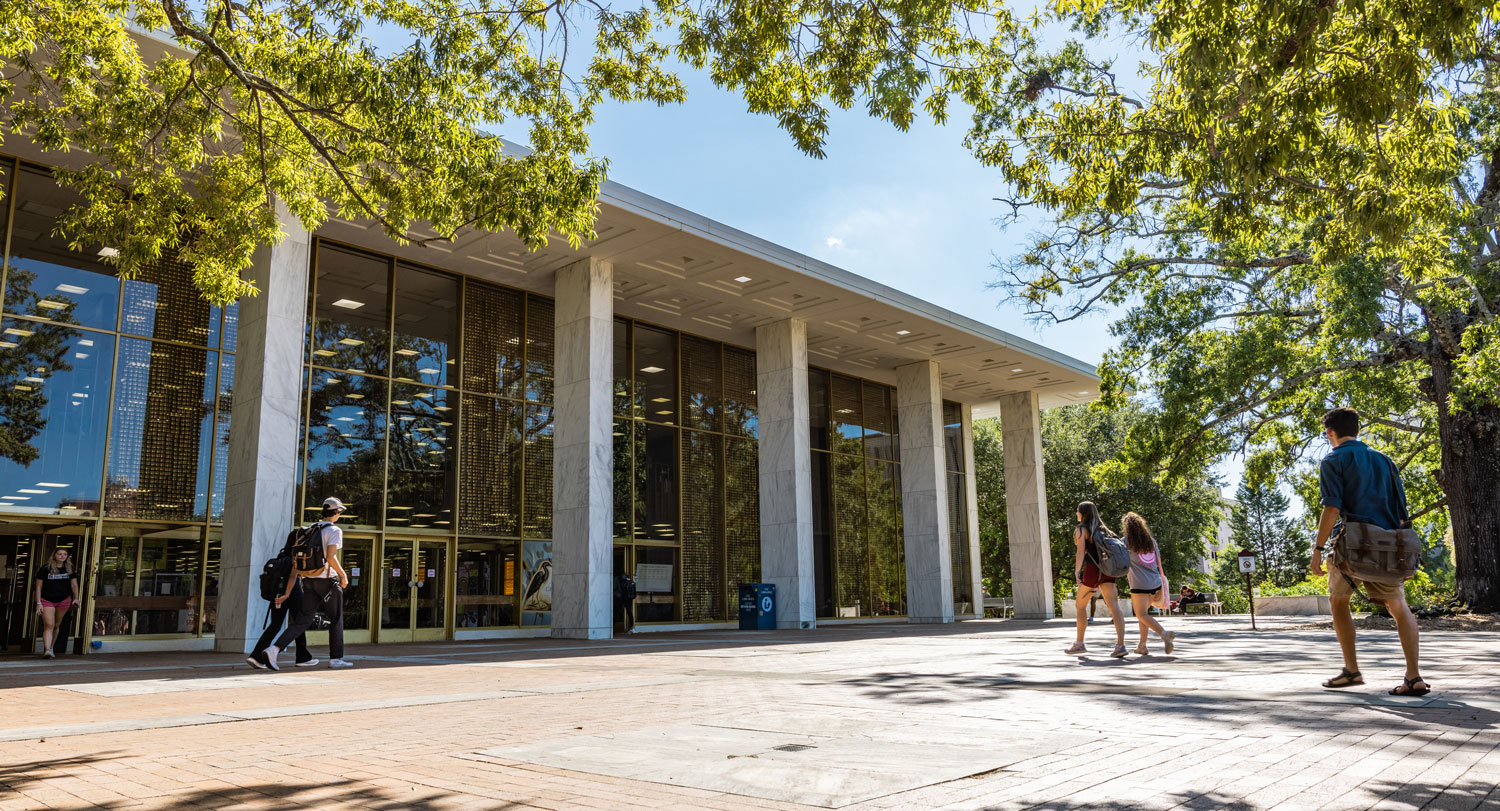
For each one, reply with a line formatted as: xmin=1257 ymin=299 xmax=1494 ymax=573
xmin=586 ymin=78 xmax=1118 ymax=368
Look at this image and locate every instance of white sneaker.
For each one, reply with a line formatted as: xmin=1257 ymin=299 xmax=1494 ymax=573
xmin=261 ymin=646 xmax=281 ymax=671
xmin=328 ymin=658 xmax=354 ymax=669
xmin=295 ymin=658 xmax=321 ymax=668
xmin=42 ymin=649 xmax=54 ymax=660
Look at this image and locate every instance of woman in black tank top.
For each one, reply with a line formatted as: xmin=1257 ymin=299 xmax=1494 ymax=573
xmin=1067 ymin=501 xmax=1127 ymax=658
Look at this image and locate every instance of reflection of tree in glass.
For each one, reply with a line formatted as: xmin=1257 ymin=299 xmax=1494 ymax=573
xmin=0 ymin=286 xmax=80 ymax=465
xmin=3 ymin=266 xmax=83 ymax=329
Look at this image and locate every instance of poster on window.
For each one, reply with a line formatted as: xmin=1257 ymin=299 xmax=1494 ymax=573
xmin=520 ymin=540 xmax=552 ymax=626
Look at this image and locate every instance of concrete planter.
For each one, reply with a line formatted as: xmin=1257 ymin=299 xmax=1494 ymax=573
xmin=1253 ymin=595 xmax=1331 ymax=616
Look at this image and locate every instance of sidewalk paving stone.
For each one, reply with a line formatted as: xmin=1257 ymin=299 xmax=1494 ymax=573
xmin=0 ymin=616 xmax=1496 ymax=809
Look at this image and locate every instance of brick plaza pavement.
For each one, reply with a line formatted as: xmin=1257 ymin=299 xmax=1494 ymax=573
xmin=1 ymin=616 xmax=1497 ymax=810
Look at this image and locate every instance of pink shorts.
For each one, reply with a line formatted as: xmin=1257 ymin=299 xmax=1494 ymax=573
xmin=39 ymin=597 xmax=73 ymax=612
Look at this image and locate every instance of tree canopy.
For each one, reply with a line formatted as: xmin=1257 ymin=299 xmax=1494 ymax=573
xmin=1226 ymin=481 xmax=1304 ymax=588
xmin=975 ymin=401 xmax=1221 ymax=606
xmin=967 ymin=0 xmax=1500 ymax=608
xmin=1 ymin=0 xmax=1031 ymax=303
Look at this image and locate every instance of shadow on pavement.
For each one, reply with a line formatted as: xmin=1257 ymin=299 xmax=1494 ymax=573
xmin=0 ymin=750 xmax=527 ymax=810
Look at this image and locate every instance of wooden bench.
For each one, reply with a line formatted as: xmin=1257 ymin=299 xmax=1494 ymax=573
xmin=982 ymin=597 xmax=1013 ymax=618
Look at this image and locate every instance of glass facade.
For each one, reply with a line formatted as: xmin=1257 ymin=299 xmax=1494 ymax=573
xmin=944 ymin=401 xmax=973 ymax=614
xmin=298 ymin=240 xmax=554 ymax=630
xmin=0 ymin=156 xmax=231 ymax=640
xmin=809 ymin=369 xmax=904 ymax=618
xmin=613 ymin=319 xmax=760 ymax=623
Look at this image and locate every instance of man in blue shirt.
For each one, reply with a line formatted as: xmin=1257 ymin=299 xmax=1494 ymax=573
xmin=1310 ymin=408 xmax=1428 ymax=696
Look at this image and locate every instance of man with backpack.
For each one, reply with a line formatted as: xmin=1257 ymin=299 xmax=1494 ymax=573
xmin=615 ymin=570 xmax=637 ymax=635
xmin=1310 ymin=408 xmax=1429 ymax=696
xmin=249 ymin=497 xmax=354 ymax=670
xmin=245 ymin=539 xmax=317 ymax=669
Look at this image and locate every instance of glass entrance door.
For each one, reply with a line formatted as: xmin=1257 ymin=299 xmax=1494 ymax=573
xmin=1 ymin=521 xmax=92 ymax=655
xmin=378 ymin=538 xmax=450 ymax=643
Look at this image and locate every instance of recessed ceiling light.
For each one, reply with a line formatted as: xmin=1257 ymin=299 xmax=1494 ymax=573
xmin=55 ymin=284 xmax=89 ymax=295
xmin=78 ymin=339 xmax=93 ymax=347
xmin=655 ymin=410 xmax=672 ymax=415
xmin=18 ymin=489 xmax=48 ymax=494
xmin=733 ymin=276 xmax=752 ymax=283
xmin=1011 ymin=368 xmax=1023 ymax=373
xmin=895 ymin=330 xmax=910 ymax=336
xmin=640 ymin=366 xmax=664 ymax=374
xmin=419 ymin=368 xmax=439 ymax=375
xmin=37 ymin=482 xmax=68 ymax=487
xmin=37 ymin=300 xmax=68 ymax=310
xmin=331 ymin=298 xmax=365 ymax=309
xmin=4 ymin=328 xmax=33 ymax=337
xmin=395 ymin=349 xmax=419 ymax=356
xmin=651 ymin=397 xmax=670 ymax=403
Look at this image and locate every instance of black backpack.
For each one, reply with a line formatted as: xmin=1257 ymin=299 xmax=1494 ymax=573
xmin=287 ymin=521 xmax=330 ymax=576
xmin=1093 ymin=529 xmax=1132 ymax=579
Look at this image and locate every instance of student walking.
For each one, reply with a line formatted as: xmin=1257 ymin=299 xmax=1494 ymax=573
xmin=246 ymin=581 xmax=316 ymax=669
xmin=251 ymin=497 xmax=353 ymax=670
xmin=1120 ymin=512 xmax=1176 ymax=656
xmin=615 ymin=570 xmax=637 ymax=634
xmin=33 ymin=548 xmax=78 ymax=659
xmin=1066 ymin=501 xmax=1127 ymax=658
xmin=1310 ymin=408 xmax=1429 ymax=696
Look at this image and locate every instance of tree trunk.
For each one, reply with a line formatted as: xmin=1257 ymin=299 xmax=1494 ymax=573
xmin=1430 ymin=358 xmax=1500 ymax=612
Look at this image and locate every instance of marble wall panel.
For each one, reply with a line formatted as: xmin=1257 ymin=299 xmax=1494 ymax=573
xmin=999 ymin=391 xmax=1054 ymax=618
xmin=755 ymin=319 xmax=815 ymax=628
xmin=896 ymin=360 xmax=953 ymax=623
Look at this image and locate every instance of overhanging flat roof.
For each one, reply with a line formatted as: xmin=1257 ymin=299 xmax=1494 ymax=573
xmin=13 ymin=25 xmax=1101 ymax=413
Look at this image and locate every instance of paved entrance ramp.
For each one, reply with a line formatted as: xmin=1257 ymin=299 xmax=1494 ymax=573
xmin=480 ymin=712 xmax=1093 ymax=808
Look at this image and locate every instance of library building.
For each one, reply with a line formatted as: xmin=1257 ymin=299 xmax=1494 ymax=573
xmin=0 ymin=141 xmax=1097 ymax=655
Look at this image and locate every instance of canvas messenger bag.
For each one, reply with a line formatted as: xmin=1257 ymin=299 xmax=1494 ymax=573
xmin=1330 ymin=453 xmax=1421 ymax=588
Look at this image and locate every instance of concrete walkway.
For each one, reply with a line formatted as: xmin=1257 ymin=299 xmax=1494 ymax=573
xmin=1 ymin=616 xmax=1497 ymax=810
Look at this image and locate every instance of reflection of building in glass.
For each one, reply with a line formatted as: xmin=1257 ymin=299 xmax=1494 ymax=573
xmin=0 ymin=138 xmax=1097 ymax=649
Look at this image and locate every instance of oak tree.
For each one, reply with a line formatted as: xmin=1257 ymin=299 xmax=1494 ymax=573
xmin=967 ymin=0 xmax=1500 ymax=609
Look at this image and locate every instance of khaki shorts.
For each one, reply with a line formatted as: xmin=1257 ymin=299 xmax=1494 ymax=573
xmin=1328 ymin=555 xmax=1405 ymax=605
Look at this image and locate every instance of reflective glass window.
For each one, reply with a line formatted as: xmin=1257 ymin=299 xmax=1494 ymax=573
xmin=524 ymin=296 xmax=554 ymax=403
xmin=863 ymin=383 xmax=895 ymax=461
xmin=634 ymin=326 xmax=676 ymax=424
xmin=0 ymin=319 xmax=112 ymax=515
xmin=312 ymin=243 xmax=390 ymax=376
xmin=830 ymin=374 xmax=864 ymax=455
xmin=460 ymin=280 xmax=522 ymax=398
xmin=636 ymin=421 xmax=677 ymax=542
xmin=135 ymin=530 xmax=202 ymax=635
xmin=680 ymin=430 xmax=723 ymax=622
xmin=680 ymin=336 xmax=721 ymax=433
xmin=210 ymin=353 xmax=234 ymax=522
xmin=386 ymin=384 xmax=455 ymax=531
xmin=613 ymin=319 xmax=633 ymax=417
xmin=833 ymin=453 xmax=867 ymax=617
xmin=613 ymin=419 xmax=631 ymax=540
xmin=391 ymin=263 xmax=458 ymax=388
xmin=104 ymin=340 xmax=215 ymax=521
xmin=949 ymin=470 xmax=973 ymax=611
xmin=340 ymin=537 xmax=373 ymax=631
xmin=3 ymin=163 xmax=121 ymax=331
xmin=812 ymin=451 xmax=833 ymax=618
xmin=93 ymin=534 xmax=137 ymax=636
xmin=724 ymin=436 xmax=760 ymax=607
xmin=121 ymin=254 xmax=214 ymax=346
xmin=303 ymin=372 xmax=387 ymax=529
xmin=458 ymin=395 xmax=521 ymax=536
xmin=202 ymin=529 xmax=221 ymax=634
xmin=868 ymin=460 xmax=904 ymax=616
xmin=722 ymin=346 xmax=757 ymax=438
xmin=522 ymin=403 xmax=553 ymax=538
xmin=807 ymin=369 xmax=830 ymax=451
xmin=456 ymin=540 xmax=517 ymax=628
xmin=633 ymin=545 xmax=678 ymax=623
xmin=944 ymin=400 xmax=964 ymax=473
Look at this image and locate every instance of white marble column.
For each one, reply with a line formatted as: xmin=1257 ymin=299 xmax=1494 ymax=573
xmin=961 ymin=404 xmax=984 ymax=619
xmin=550 ymin=257 xmax=615 ymax=640
xmin=896 ymin=360 xmax=954 ymax=624
xmin=216 ymin=204 xmax=312 ymax=653
xmin=1000 ymin=391 xmax=1054 ymax=619
xmin=755 ymin=319 xmax=816 ymax=630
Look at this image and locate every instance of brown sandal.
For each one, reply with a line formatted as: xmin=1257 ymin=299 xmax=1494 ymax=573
xmin=1322 ymin=668 xmax=1363 ymax=688
xmin=1389 ymin=676 xmax=1431 ymax=697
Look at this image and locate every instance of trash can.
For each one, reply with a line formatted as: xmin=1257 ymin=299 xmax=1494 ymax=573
xmin=738 ymin=583 xmax=776 ymax=630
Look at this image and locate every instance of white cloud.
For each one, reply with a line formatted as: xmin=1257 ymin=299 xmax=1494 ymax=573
xmin=825 ymin=236 xmax=844 ymax=248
